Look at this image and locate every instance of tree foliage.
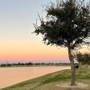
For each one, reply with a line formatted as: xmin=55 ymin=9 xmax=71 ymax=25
xmin=34 ymin=0 xmax=90 ymax=49
xmin=75 ymin=52 xmax=90 ymax=64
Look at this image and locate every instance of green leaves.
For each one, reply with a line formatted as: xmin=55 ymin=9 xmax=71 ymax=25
xmin=34 ymin=0 xmax=90 ymax=49
xmin=75 ymin=52 xmax=90 ymax=64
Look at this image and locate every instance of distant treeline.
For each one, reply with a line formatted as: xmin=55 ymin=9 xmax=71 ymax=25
xmin=0 ymin=62 xmax=74 ymax=67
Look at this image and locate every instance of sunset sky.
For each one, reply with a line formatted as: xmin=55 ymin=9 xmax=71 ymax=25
xmin=0 ymin=0 xmax=89 ymax=63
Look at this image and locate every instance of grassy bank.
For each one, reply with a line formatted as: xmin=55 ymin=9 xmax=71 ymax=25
xmin=1 ymin=65 xmax=90 ymax=90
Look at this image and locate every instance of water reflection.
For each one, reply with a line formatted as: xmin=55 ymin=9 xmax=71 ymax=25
xmin=0 ymin=66 xmax=70 ymax=89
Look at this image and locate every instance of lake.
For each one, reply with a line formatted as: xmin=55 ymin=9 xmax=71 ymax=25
xmin=0 ymin=66 xmax=70 ymax=89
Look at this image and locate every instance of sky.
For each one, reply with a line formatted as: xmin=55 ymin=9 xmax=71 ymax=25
xmin=0 ymin=0 xmax=90 ymax=63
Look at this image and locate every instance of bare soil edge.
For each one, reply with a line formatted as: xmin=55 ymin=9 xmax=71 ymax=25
xmin=56 ymin=82 xmax=89 ymax=89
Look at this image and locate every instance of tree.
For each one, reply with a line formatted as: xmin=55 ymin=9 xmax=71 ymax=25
xmin=33 ymin=0 xmax=90 ymax=85
xmin=75 ymin=52 xmax=90 ymax=64
xmin=74 ymin=52 xmax=83 ymax=64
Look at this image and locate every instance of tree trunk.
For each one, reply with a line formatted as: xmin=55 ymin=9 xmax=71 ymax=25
xmin=68 ymin=45 xmax=75 ymax=85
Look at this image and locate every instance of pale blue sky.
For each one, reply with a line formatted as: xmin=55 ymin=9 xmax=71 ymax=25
xmin=0 ymin=0 xmax=50 ymax=40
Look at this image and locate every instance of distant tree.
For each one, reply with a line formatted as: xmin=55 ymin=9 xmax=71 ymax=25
xmin=74 ymin=52 xmax=83 ymax=64
xmin=0 ymin=64 xmax=6 ymax=67
xmin=33 ymin=0 xmax=90 ymax=85
xmin=75 ymin=52 xmax=90 ymax=64
xmin=7 ymin=64 xmax=11 ymax=67
xmin=26 ymin=62 xmax=33 ymax=66
xmin=40 ymin=63 xmax=45 ymax=65
xmin=34 ymin=63 xmax=40 ymax=65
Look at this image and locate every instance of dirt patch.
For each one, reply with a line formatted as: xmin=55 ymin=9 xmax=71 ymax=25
xmin=56 ymin=82 xmax=89 ymax=89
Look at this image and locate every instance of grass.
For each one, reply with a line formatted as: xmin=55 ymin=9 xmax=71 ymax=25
xmin=1 ymin=65 xmax=90 ymax=90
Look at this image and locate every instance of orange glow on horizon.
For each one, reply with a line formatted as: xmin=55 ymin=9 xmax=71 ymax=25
xmin=0 ymin=38 xmax=89 ymax=63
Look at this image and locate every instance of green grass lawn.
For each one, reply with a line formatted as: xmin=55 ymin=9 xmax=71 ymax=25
xmin=1 ymin=65 xmax=90 ymax=90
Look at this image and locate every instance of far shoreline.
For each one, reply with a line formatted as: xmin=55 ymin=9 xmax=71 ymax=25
xmin=0 ymin=65 xmax=71 ymax=68
xmin=0 ymin=62 xmax=74 ymax=68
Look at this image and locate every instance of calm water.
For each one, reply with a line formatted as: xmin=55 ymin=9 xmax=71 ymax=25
xmin=0 ymin=66 xmax=70 ymax=89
